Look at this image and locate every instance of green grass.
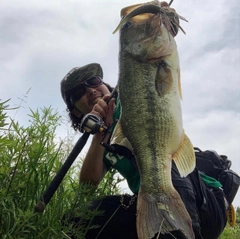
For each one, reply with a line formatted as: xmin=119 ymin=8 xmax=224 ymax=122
xmin=0 ymin=100 xmax=122 ymax=238
xmin=219 ymin=224 xmax=240 ymax=239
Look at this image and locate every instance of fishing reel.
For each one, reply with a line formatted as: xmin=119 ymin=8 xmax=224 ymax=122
xmin=80 ymin=88 xmax=118 ymax=134
xmin=80 ymin=113 xmax=116 ymax=153
xmin=80 ymin=113 xmax=108 ymax=134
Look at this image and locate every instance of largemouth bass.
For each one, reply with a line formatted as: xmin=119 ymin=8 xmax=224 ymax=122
xmin=112 ymin=1 xmax=196 ymax=238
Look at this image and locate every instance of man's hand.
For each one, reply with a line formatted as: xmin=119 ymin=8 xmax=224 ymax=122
xmin=90 ymin=94 xmax=115 ymax=128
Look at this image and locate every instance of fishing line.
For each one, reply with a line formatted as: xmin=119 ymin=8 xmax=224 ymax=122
xmin=169 ymin=0 xmax=174 ymax=6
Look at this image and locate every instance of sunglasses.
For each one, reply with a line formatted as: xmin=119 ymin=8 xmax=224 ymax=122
xmin=70 ymin=77 xmax=103 ymax=104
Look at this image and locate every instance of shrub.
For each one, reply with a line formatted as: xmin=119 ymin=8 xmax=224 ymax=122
xmin=0 ymin=100 xmax=122 ymax=238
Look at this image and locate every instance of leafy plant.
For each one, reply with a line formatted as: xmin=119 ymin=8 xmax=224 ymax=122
xmin=0 ymin=99 xmax=122 ymax=239
xmin=219 ymin=207 xmax=240 ymax=239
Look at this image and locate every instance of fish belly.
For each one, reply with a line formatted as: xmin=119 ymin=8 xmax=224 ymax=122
xmin=118 ymin=61 xmax=195 ymax=239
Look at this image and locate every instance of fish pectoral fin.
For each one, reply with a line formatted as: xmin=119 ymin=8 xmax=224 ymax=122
xmin=110 ymin=119 xmax=133 ymax=152
xmin=172 ymin=132 xmax=196 ymax=177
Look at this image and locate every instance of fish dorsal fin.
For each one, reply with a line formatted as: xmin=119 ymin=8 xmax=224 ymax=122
xmin=172 ymin=132 xmax=196 ymax=177
xmin=110 ymin=119 xmax=133 ymax=152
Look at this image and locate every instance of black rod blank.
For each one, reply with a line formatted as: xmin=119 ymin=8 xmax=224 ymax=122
xmin=34 ymin=132 xmax=90 ymax=213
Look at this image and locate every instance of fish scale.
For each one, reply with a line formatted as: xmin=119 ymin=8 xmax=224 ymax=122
xmin=111 ymin=1 xmax=196 ymax=238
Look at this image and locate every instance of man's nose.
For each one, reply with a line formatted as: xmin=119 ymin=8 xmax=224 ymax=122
xmin=86 ymin=87 xmax=96 ymax=96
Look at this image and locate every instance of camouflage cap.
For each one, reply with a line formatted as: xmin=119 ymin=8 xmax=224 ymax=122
xmin=60 ymin=63 xmax=103 ymax=109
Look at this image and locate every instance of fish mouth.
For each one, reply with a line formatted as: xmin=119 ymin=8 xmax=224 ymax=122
xmin=113 ymin=1 xmax=187 ymax=36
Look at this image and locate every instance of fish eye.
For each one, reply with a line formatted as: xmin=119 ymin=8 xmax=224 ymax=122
xmin=122 ymin=22 xmax=131 ymax=30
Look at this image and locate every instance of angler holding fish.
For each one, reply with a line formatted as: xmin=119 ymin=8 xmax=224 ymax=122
xmin=60 ymin=1 xmax=239 ymax=239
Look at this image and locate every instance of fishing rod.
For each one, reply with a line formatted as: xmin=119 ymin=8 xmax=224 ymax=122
xmin=34 ymin=89 xmax=117 ymax=213
xmin=34 ymin=132 xmax=90 ymax=213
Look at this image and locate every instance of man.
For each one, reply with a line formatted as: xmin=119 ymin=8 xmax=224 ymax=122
xmin=61 ymin=63 xmax=235 ymax=239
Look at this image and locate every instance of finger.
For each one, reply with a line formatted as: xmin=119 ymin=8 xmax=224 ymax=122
xmin=97 ymin=99 xmax=109 ymax=114
xmin=102 ymin=94 xmax=111 ymax=102
xmin=91 ymin=103 xmax=106 ymax=118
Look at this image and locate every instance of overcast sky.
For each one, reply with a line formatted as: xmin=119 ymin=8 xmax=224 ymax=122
xmin=1 ymin=0 xmax=239 ymax=206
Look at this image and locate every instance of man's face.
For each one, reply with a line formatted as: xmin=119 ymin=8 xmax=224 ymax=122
xmin=72 ymin=83 xmax=110 ymax=117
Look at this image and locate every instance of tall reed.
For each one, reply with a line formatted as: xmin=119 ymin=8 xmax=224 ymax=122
xmin=0 ymin=100 xmax=122 ymax=238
